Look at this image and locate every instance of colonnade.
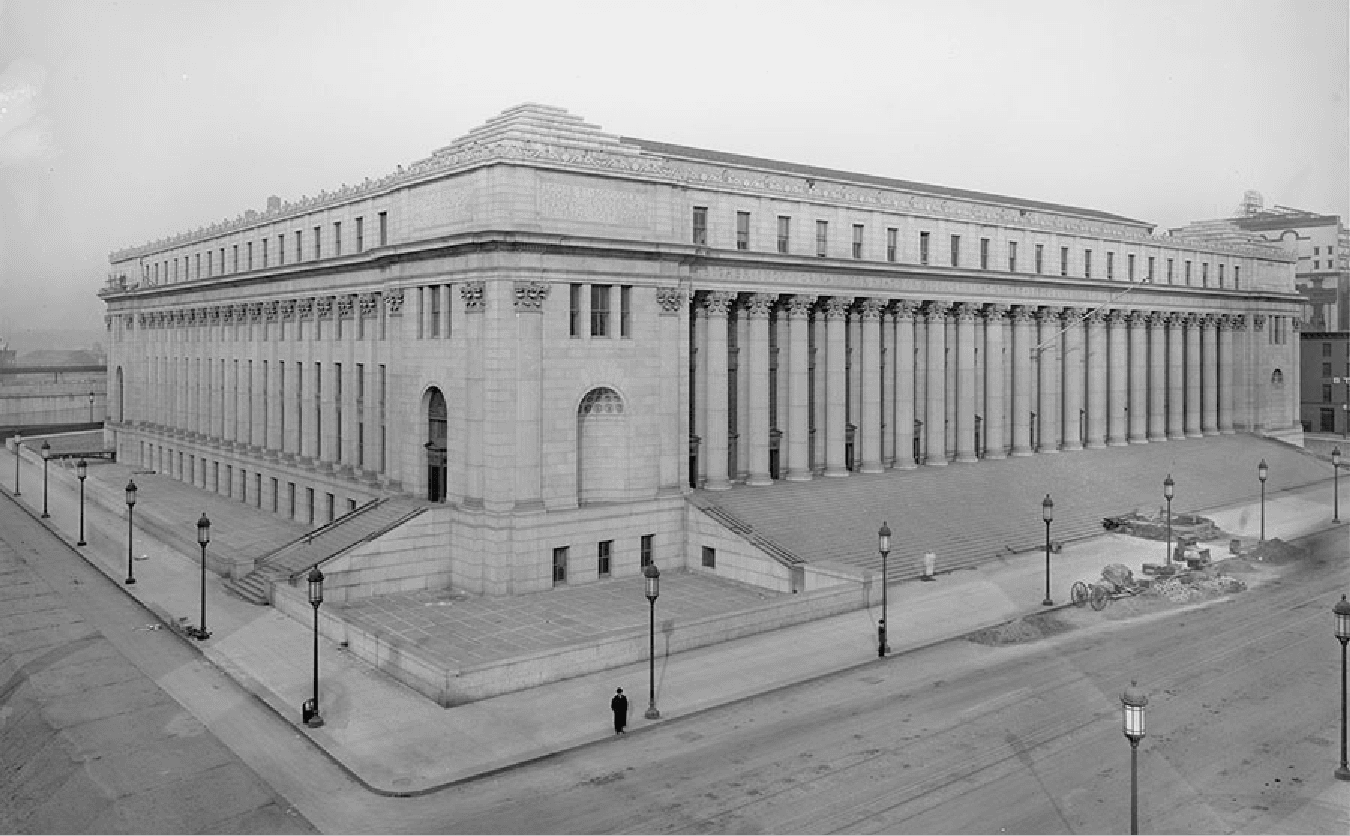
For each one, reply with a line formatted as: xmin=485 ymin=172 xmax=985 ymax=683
xmin=692 ymin=291 xmax=1285 ymax=490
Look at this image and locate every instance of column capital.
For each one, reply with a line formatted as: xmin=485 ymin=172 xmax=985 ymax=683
xmin=1126 ymin=310 xmax=1148 ymax=328
xmin=925 ymin=300 xmax=951 ymax=323
xmin=1147 ymin=310 xmax=1167 ymax=327
xmin=984 ymin=303 xmax=1009 ymax=321
xmin=1216 ymin=314 xmax=1236 ymax=331
xmin=1036 ymin=305 xmax=1061 ymax=324
xmin=1011 ymin=304 xmax=1037 ymax=324
xmin=1229 ymin=313 xmax=1248 ymax=331
xmin=858 ymin=297 xmax=886 ymax=321
xmin=701 ymin=290 xmax=736 ymax=317
xmin=822 ymin=296 xmax=853 ymax=320
xmin=892 ymin=298 xmax=922 ymax=321
xmin=1105 ymin=309 xmax=1127 ymax=325
xmin=383 ymin=288 xmax=405 ymax=316
xmin=1086 ymin=308 xmax=1109 ymax=325
xmin=783 ymin=294 xmax=817 ymax=319
xmin=1251 ymin=314 xmax=1266 ymax=331
xmin=954 ymin=301 xmax=981 ymax=322
xmin=743 ymin=293 xmax=776 ymax=319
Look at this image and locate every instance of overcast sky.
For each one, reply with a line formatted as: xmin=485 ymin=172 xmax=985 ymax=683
xmin=1 ymin=0 xmax=1346 ymax=340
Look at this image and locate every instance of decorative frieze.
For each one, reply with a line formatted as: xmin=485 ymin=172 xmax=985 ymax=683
xmin=384 ymin=289 xmax=405 ymax=316
xmin=656 ymin=287 xmax=686 ymax=315
xmin=461 ymin=281 xmax=486 ymax=312
xmin=297 ymin=297 xmax=314 ymax=319
xmin=337 ymin=295 xmax=354 ymax=320
xmin=359 ymin=293 xmax=380 ymax=318
xmin=316 ymin=297 xmax=333 ymax=319
xmin=512 ymin=281 xmax=550 ymax=311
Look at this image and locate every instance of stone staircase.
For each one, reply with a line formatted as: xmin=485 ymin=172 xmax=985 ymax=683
xmin=223 ymin=497 xmax=427 ymax=605
xmin=696 ymin=435 xmax=1331 ymax=582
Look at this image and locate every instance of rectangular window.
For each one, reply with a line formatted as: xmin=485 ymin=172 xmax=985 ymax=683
xmin=852 ymin=224 xmax=864 ymax=258
xmin=736 ymin=211 xmax=750 ymax=250
xmin=1035 ymin=244 xmax=1044 ymax=274
xmin=591 ymin=284 xmax=611 ymax=337
xmin=776 ymin=216 xmax=790 ymax=254
xmin=378 ymin=365 xmax=387 ymax=473
xmin=1218 ymin=264 xmax=1225 ymax=287
xmin=1084 ymin=249 xmax=1093 ymax=278
xmin=1323 ymin=362 xmax=1333 ymax=377
xmin=378 ymin=211 xmax=388 ymax=246
xmin=980 ymin=237 xmax=990 ymax=270
xmin=278 ymin=235 xmax=285 ymax=265
xmin=262 ymin=237 xmax=269 ymax=267
xmin=288 ymin=483 xmax=296 ymax=518
xmin=1322 ymin=407 xmax=1336 ymax=432
xmin=1127 ymin=253 xmax=1135 ymax=281
xmin=334 ymin=221 xmax=342 ymax=256
xmin=1106 ymin=251 xmax=1115 ymax=279
xmin=196 ymin=253 xmax=202 ymax=278
xmin=552 ymin=546 xmax=568 ymax=585
xmin=1008 ymin=241 xmax=1018 ymax=273
xmin=326 ymin=492 xmax=335 ymax=523
xmin=1323 ymin=342 xmax=1332 ymax=357
xmin=1233 ymin=265 xmax=1240 ymax=288
xmin=816 ymin=220 xmax=828 ymax=257
xmin=919 ymin=231 xmax=931 ymax=265
xmin=1060 ymin=247 xmax=1069 ymax=276
xmin=886 ymin=227 xmax=897 ymax=262
xmin=233 ymin=244 xmax=239 ymax=272
xmin=1147 ymin=256 xmax=1155 ymax=282
xmin=701 ymin=545 xmax=716 ymax=568
xmin=313 ymin=225 xmax=321 ymax=259
xmin=429 ymin=286 xmax=441 ymax=337
xmin=1201 ymin=262 xmax=1209 ymax=286
xmin=355 ymin=216 xmax=364 ymax=252
xmin=692 ymin=207 xmax=708 ymax=245
xmin=620 ymin=285 xmax=632 ymax=338
xmin=1185 ymin=260 xmax=1192 ymax=284
xmin=569 ymin=284 xmax=582 ymax=338
xmin=640 ymin=534 xmax=654 ymax=567
xmin=1324 ymin=385 xmax=1334 ymax=403
xmin=334 ymin=363 xmax=343 ymax=463
xmin=306 ymin=487 xmax=315 ymax=525
xmin=226 ymin=465 xmax=233 ymax=499
xmin=1167 ymin=258 xmax=1174 ymax=283
xmin=247 ymin=242 xmax=253 ymax=271
xmin=598 ymin=540 xmax=613 ymax=577
xmin=355 ymin=363 xmax=365 ymax=469
xmin=950 ymin=234 xmax=961 ymax=267
xmin=1315 ymin=246 xmax=1321 ymax=255
xmin=295 ymin=230 xmax=303 ymax=262
xmin=213 ymin=462 xmax=219 ymax=494
xmin=219 ymin=247 xmax=225 ymax=273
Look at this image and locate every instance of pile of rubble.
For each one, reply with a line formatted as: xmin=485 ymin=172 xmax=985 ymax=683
xmin=1152 ymin=574 xmax=1247 ymax=603
xmin=1090 ymin=560 xmax=1247 ymax=608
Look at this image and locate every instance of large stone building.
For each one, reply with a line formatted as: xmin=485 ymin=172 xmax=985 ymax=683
xmin=100 ymin=104 xmax=1303 ymax=599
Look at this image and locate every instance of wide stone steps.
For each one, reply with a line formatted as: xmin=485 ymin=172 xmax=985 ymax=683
xmin=222 ymin=497 xmax=426 ymax=605
xmin=697 ymin=435 xmax=1330 ymax=582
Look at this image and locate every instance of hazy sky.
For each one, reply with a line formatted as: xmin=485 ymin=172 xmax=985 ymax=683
xmin=1 ymin=0 xmax=1346 ymax=339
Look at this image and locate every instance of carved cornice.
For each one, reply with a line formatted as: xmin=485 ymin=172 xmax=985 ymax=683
xmin=461 ymin=281 xmax=486 ymax=312
xmin=513 ymin=281 xmax=550 ymax=311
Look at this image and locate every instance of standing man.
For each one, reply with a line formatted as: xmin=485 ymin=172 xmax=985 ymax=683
xmin=611 ymin=687 xmax=628 ymax=735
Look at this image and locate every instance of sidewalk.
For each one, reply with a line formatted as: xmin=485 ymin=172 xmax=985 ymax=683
xmin=2 ymin=434 xmax=1346 ymax=796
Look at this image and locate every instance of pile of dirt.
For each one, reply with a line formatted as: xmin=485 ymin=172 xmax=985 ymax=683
xmin=964 ymin=612 xmax=1075 ymax=646
xmin=1247 ymin=538 xmax=1307 ymax=564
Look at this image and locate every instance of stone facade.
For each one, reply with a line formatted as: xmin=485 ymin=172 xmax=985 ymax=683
xmin=100 ymin=104 xmax=1304 ymax=596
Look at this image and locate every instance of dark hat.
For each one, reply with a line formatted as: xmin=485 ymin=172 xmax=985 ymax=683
xmin=616 ymin=688 xmax=623 ymax=693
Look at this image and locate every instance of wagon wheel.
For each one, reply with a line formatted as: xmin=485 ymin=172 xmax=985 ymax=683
xmin=1071 ymin=581 xmax=1090 ymax=608
xmin=1089 ymin=584 xmax=1111 ymax=611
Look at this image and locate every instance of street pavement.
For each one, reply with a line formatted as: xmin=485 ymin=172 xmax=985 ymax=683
xmin=4 ymin=431 xmax=1350 ymax=828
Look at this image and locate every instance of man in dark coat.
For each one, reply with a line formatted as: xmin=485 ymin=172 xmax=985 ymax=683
xmin=611 ymin=687 xmax=628 ymax=734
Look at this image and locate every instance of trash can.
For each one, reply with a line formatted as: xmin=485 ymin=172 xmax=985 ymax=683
xmin=922 ymin=552 xmax=937 ymax=580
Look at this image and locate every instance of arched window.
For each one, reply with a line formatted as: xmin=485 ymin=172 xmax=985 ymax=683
xmin=1271 ymin=369 xmax=1284 ymax=387
xmin=576 ymin=387 xmax=626 ymax=503
xmin=425 ymin=387 xmax=447 ymax=502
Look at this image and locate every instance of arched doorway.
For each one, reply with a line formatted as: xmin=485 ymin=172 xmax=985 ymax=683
xmin=425 ymin=387 xmax=447 ymax=502
xmin=577 ymin=387 xmax=625 ymax=503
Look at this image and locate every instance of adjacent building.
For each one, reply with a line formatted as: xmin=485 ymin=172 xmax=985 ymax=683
xmin=100 ymin=104 xmax=1304 ymax=599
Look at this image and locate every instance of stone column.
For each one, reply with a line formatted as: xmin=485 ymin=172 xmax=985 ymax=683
xmin=745 ymin=293 xmax=774 ymax=486
xmin=702 ymin=291 xmax=734 ymax=490
xmin=984 ymin=305 xmax=1008 ymax=460
xmin=824 ymin=296 xmax=851 ymax=477
xmin=1086 ymin=310 xmax=1108 ymax=448
xmin=1147 ymin=312 xmax=1167 ymax=441
xmin=859 ymin=298 xmax=885 ymax=473
xmin=1230 ymin=315 xmax=1249 ymax=431
xmin=1037 ymin=307 xmax=1061 ymax=453
xmin=945 ymin=313 xmax=957 ymax=457
xmin=1060 ymin=307 xmax=1084 ymax=451
xmin=1107 ymin=310 xmax=1129 ymax=446
xmin=785 ymin=295 xmax=815 ymax=481
xmin=811 ymin=309 xmax=828 ymax=473
xmin=1201 ymin=314 xmax=1219 ymax=435
xmin=956 ymin=302 xmax=979 ymax=462
xmin=1128 ymin=311 xmax=1149 ymax=443
xmin=1219 ymin=315 xmax=1236 ymax=433
xmin=881 ymin=308 xmax=896 ymax=468
xmin=1010 ymin=305 xmax=1034 ymax=457
xmin=734 ymin=313 xmax=749 ymax=483
xmin=692 ymin=302 xmax=708 ymax=486
xmin=1185 ymin=313 xmax=1203 ymax=438
xmin=1250 ymin=315 xmax=1267 ymax=432
xmin=925 ymin=301 xmax=949 ymax=466
xmin=1167 ymin=313 xmax=1186 ymax=440
xmin=659 ymin=287 xmax=686 ymax=493
xmin=894 ymin=301 xmax=918 ymax=469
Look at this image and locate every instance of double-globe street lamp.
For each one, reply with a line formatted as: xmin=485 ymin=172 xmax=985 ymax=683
xmin=304 ymin=566 xmax=325 ymax=728
xmin=1042 ymin=495 xmax=1054 ymax=607
xmin=1335 ymin=594 xmax=1350 ymax=781
xmin=76 ymin=459 xmax=87 ymax=546
xmin=1163 ymin=474 xmax=1175 ymax=567
xmin=187 ymin=514 xmax=211 ymax=641
xmin=40 ymin=440 xmax=51 ymax=518
xmin=1122 ymin=679 xmax=1149 ymax=835
xmin=124 ymin=479 xmax=137 ymax=585
xmin=1258 ymin=459 xmax=1269 ymax=541
xmin=878 ymin=522 xmax=891 ymax=657
xmin=644 ymin=562 xmax=661 ymax=719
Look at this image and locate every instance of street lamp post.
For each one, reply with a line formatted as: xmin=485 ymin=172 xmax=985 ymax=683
xmin=304 ymin=566 xmax=325 ymax=728
xmin=1163 ymin=474 xmax=1175 ymax=567
xmin=11 ymin=433 xmax=20 ymax=495
xmin=76 ymin=459 xmax=87 ymax=546
xmin=1042 ymin=495 xmax=1054 ymax=607
xmin=1122 ymin=680 xmax=1149 ymax=835
xmin=40 ymin=440 xmax=51 ymax=518
xmin=1334 ymin=447 xmax=1342 ymax=524
xmin=124 ymin=479 xmax=137 ymax=584
xmin=644 ymin=563 xmax=661 ymax=719
xmin=1258 ymin=459 xmax=1269 ymax=541
xmin=878 ymin=522 xmax=891 ymax=657
xmin=188 ymin=514 xmax=211 ymax=640
xmin=1335 ymin=594 xmax=1350 ymax=781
